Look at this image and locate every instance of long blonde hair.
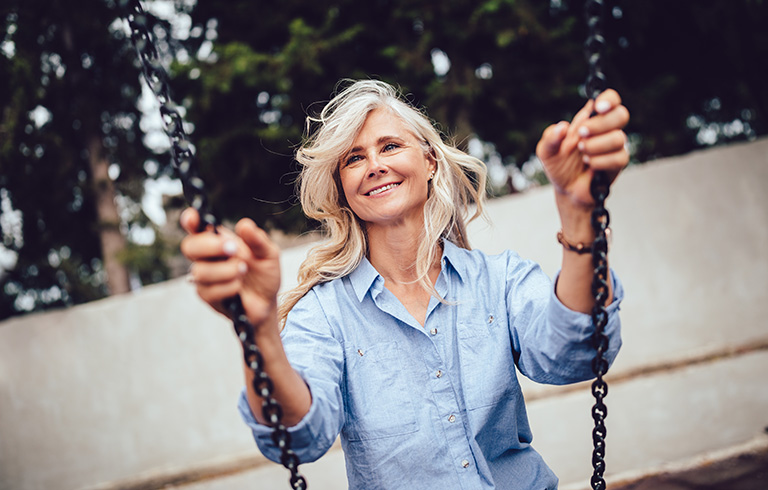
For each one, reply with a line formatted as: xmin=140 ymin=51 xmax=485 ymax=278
xmin=278 ymin=80 xmax=488 ymax=324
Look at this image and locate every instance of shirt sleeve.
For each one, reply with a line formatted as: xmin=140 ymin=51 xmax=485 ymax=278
xmin=237 ymin=289 xmax=345 ymax=464
xmin=505 ymin=253 xmax=624 ymax=385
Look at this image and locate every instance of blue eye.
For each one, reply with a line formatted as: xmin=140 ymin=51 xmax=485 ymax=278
xmin=345 ymin=154 xmax=363 ymax=167
xmin=383 ymin=142 xmax=399 ymax=152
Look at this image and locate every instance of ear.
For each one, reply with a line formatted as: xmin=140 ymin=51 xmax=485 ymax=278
xmin=425 ymin=148 xmax=437 ymax=174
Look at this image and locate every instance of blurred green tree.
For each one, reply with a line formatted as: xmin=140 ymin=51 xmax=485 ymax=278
xmin=0 ymin=0 xmax=170 ymax=318
xmin=175 ymin=0 xmax=767 ymax=226
xmin=1 ymin=0 xmax=766 ymax=318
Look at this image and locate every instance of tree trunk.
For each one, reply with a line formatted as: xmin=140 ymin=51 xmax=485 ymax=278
xmin=87 ymin=134 xmax=131 ymax=295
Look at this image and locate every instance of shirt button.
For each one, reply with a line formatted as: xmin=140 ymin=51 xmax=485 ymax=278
xmin=430 ymin=328 xmax=438 ymax=336
xmin=448 ymin=414 xmax=456 ymax=423
xmin=461 ymin=459 xmax=470 ymax=468
xmin=436 ymin=370 xmax=443 ymax=378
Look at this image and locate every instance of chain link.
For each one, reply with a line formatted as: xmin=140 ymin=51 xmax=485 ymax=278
xmin=121 ymin=2 xmax=307 ymax=488
xmin=584 ymin=1 xmax=611 ymax=489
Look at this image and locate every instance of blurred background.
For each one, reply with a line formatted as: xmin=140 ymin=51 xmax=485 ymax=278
xmin=0 ymin=0 xmax=766 ymax=320
xmin=1 ymin=2 xmax=768 ymax=490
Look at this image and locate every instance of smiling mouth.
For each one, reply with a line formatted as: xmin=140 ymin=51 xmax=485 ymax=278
xmin=367 ymin=183 xmax=400 ymax=196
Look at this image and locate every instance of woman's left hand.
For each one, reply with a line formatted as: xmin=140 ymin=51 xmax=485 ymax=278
xmin=536 ymin=89 xmax=630 ymax=209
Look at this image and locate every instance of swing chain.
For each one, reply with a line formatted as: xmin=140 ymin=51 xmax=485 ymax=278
xmin=122 ymin=2 xmax=307 ymax=488
xmin=122 ymin=0 xmax=216 ymax=232
xmin=585 ymin=0 xmax=610 ymax=489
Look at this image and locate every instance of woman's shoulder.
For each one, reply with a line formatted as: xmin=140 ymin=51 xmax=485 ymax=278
xmin=444 ymin=240 xmax=525 ymax=269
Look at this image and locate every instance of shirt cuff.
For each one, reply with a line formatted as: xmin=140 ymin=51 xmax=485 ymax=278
xmin=548 ymin=269 xmax=624 ymax=340
xmin=237 ymin=376 xmax=322 ymax=463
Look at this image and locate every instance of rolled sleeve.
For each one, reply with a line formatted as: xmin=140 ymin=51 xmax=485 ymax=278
xmin=546 ymin=270 xmax=623 ymax=358
xmin=512 ymin=263 xmax=624 ymax=384
xmin=237 ymin=290 xmax=345 ymax=464
xmin=237 ymin=377 xmax=337 ymax=463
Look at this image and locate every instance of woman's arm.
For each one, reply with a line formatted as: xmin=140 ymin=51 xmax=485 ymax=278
xmin=536 ymin=90 xmax=630 ymax=313
xmin=180 ymin=209 xmax=311 ymax=426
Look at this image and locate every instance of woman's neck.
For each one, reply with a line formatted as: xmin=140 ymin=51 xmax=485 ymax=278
xmin=366 ymin=221 xmax=442 ymax=326
xmin=366 ymin=220 xmax=435 ymax=286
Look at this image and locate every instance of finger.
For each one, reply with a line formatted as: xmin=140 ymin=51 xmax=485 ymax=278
xmin=582 ymin=149 xmax=629 ymax=174
xmin=180 ymin=208 xmax=200 ymax=234
xmin=578 ymin=104 xmax=630 ymax=138
xmin=536 ymin=121 xmax=570 ymax=160
xmin=594 ymin=89 xmax=623 ymax=114
xmin=578 ymin=130 xmax=627 ymax=157
xmin=195 ymin=279 xmax=244 ymax=307
xmin=189 ymin=259 xmax=247 ymax=286
xmin=181 ymin=231 xmax=241 ymax=262
xmin=236 ymin=218 xmax=279 ymax=260
xmin=570 ymin=98 xmax=596 ymax=131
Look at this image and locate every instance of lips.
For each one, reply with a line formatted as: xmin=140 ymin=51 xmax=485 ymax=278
xmin=366 ymin=182 xmax=400 ymax=196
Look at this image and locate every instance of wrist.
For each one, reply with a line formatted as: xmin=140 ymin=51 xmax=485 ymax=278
xmin=557 ymin=228 xmax=611 ymax=255
xmin=555 ymin=190 xmax=595 ymax=242
xmin=251 ymin=307 xmax=280 ymax=341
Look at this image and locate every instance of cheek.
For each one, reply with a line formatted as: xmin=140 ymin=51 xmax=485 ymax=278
xmin=339 ymin=171 xmax=362 ymax=208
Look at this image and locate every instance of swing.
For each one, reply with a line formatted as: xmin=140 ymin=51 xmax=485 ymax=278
xmin=122 ymin=1 xmax=613 ymax=488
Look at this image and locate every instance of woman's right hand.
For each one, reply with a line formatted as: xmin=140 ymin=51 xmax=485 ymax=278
xmin=180 ymin=208 xmax=282 ymax=328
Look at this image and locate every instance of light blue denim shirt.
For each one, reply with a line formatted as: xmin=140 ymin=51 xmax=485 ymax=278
xmin=239 ymin=240 xmax=623 ymax=489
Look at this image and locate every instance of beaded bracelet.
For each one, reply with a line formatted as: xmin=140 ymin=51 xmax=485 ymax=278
xmin=557 ymin=228 xmax=611 ymax=254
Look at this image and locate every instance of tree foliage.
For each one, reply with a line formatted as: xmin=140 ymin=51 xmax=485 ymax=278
xmin=0 ymin=0 xmax=169 ymax=318
xmin=175 ymin=0 xmax=767 ymax=229
xmin=1 ymin=0 xmax=766 ymax=319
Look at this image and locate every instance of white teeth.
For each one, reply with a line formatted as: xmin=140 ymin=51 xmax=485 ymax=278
xmin=368 ymin=183 xmax=399 ymax=196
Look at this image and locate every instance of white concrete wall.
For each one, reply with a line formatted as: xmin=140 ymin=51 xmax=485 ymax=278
xmin=1 ymin=138 xmax=766 ymax=490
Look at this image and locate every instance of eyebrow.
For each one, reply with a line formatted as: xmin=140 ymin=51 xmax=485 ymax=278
xmin=346 ymin=135 xmax=404 ymax=155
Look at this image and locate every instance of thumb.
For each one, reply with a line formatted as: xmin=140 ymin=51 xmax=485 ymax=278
xmin=536 ymin=121 xmax=569 ymax=160
xmin=180 ymin=207 xmax=201 ymax=234
xmin=235 ymin=218 xmax=278 ymax=260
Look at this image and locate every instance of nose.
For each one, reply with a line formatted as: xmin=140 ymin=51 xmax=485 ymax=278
xmin=366 ymin=153 xmax=388 ymax=178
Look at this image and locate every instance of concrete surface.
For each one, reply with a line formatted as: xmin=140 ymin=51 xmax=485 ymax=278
xmin=1 ymin=138 xmax=767 ymax=490
xmin=611 ymin=446 xmax=768 ymax=490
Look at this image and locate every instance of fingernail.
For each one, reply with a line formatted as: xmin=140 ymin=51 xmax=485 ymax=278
xmin=578 ymin=126 xmax=590 ymax=138
xmin=238 ymin=262 xmax=248 ymax=275
xmin=582 ymin=154 xmax=590 ymax=163
xmin=223 ymin=240 xmax=237 ymax=256
xmin=578 ymin=141 xmax=586 ymax=152
xmin=595 ymin=100 xmax=612 ymax=114
xmin=554 ymin=122 xmax=566 ymax=137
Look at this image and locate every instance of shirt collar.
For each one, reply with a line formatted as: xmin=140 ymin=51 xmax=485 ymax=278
xmin=348 ymin=256 xmax=381 ymax=302
xmin=348 ymin=240 xmax=467 ymax=302
xmin=441 ymin=239 xmax=467 ymax=283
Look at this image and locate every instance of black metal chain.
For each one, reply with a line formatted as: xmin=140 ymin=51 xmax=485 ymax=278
xmin=584 ymin=1 xmax=611 ymax=489
xmin=121 ymin=2 xmax=307 ymax=488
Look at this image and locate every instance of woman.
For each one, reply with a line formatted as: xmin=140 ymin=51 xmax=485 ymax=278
xmin=181 ymin=80 xmax=629 ymax=489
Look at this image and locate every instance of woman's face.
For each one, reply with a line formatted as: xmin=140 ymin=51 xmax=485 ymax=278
xmin=339 ymin=108 xmax=435 ymax=230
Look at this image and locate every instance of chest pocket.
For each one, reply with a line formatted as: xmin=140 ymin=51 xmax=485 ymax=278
xmin=456 ymin=308 xmax=517 ymax=410
xmin=342 ymin=341 xmax=418 ymax=442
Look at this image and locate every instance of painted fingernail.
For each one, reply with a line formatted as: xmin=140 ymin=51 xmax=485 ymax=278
xmin=578 ymin=141 xmax=586 ymax=152
xmin=578 ymin=126 xmax=590 ymax=138
xmin=223 ymin=240 xmax=238 ymax=256
xmin=582 ymin=154 xmax=590 ymax=163
xmin=595 ymin=100 xmax=612 ymax=114
xmin=238 ymin=262 xmax=248 ymax=275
